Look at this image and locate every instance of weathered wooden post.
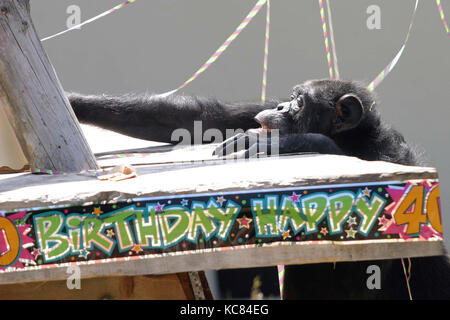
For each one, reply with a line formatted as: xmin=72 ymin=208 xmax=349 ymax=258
xmin=0 ymin=0 xmax=98 ymax=172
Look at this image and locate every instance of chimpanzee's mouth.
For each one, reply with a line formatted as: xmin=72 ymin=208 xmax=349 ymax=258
xmin=248 ymin=125 xmax=271 ymax=134
xmin=252 ymin=114 xmax=276 ymax=134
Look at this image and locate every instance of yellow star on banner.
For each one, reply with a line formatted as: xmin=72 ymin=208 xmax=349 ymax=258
xmin=282 ymin=230 xmax=291 ymax=240
xmin=362 ymin=187 xmax=371 ymax=197
xmin=132 ymin=244 xmax=143 ymax=254
xmin=92 ymin=207 xmax=103 ymax=216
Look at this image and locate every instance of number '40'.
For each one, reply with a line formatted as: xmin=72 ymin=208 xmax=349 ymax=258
xmin=394 ymin=185 xmax=442 ymax=235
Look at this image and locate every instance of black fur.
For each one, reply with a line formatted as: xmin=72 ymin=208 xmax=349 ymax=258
xmin=68 ymin=79 xmax=450 ymax=299
xmin=68 ymin=92 xmax=274 ymax=143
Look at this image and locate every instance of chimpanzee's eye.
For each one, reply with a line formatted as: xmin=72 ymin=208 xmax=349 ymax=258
xmin=297 ymin=95 xmax=304 ymax=107
xmin=290 ymin=94 xmax=296 ymax=101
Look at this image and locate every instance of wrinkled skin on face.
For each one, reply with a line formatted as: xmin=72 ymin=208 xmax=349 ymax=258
xmin=214 ymin=79 xmax=373 ymax=158
xmin=254 ymin=79 xmax=373 ymax=137
xmin=255 ymin=81 xmax=339 ymax=136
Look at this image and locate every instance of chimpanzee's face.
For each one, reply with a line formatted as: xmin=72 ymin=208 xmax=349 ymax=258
xmin=254 ymin=80 xmax=367 ymax=136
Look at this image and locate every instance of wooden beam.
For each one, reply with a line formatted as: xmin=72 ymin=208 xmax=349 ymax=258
xmin=0 ymin=0 xmax=98 ymax=172
xmin=0 ymin=239 xmax=442 ymax=285
xmin=0 ymin=273 xmax=209 ymax=300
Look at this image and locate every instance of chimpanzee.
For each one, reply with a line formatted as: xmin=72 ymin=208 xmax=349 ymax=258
xmin=68 ymin=79 xmax=450 ymax=299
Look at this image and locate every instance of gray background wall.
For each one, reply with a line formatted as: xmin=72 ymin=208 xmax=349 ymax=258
xmin=32 ymin=1 xmax=449 ymax=244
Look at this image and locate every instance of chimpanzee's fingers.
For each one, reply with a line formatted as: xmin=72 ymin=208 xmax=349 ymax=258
xmin=223 ymin=141 xmax=269 ymax=160
xmin=247 ymin=141 xmax=269 ymax=158
xmin=212 ymin=133 xmax=244 ymax=156
xmin=213 ymin=133 xmax=256 ymax=156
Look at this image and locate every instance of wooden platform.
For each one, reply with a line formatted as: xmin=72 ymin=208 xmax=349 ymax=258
xmin=0 ymin=273 xmax=211 ymax=300
xmin=0 ymin=139 xmax=444 ymax=287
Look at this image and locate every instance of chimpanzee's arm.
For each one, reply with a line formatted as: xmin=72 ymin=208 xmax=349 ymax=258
xmin=213 ymin=132 xmax=345 ymax=158
xmin=278 ymin=133 xmax=345 ymax=155
xmin=68 ymin=92 xmax=280 ymax=144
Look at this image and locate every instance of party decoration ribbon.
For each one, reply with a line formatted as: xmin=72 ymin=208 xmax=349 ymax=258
xmin=318 ymin=0 xmax=335 ymax=80
xmin=160 ymin=0 xmax=268 ymax=97
xmin=97 ymin=152 xmax=151 ymax=159
xmin=277 ymin=263 xmax=285 ymax=300
xmin=436 ymin=0 xmax=450 ymax=38
xmin=367 ymin=0 xmax=419 ymax=92
xmin=30 ymin=167 xmax=62 ymax=175
xmin=30 ymin=167 xmax=99 ymax=177
xmin=30 ymin=165 xmax=138 ymax=181
xmin=41 ymin=0 xmax=136 ymax=42
xmin=401 ymin=258 xmax=413 ymax=300
xmin=325 ymin=0 xmax=340 ymax=79
xmin=261 ymin=0 xmax=271 ymax=103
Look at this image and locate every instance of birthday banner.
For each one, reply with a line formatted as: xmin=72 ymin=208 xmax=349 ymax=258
xmin=0 ymin=179 xmax=442 ymax=273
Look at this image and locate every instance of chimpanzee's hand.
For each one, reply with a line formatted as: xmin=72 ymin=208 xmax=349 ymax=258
xmin=212 ymin=130 xmax=280 ymax=159
xmin=212 ymin=132 xmax=345 ymax=159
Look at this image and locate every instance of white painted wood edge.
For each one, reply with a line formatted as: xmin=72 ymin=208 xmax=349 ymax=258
xmin=0 ymin=239 xmax=443 ymax=285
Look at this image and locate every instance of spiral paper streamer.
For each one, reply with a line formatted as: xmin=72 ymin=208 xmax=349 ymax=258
xmin=436 ymin=0 xmax=450 ymax=37
xmin=318 ymin=0 xmax=335 ymax=79
xmin=367 ymin=0 xmax=419 ymax=92
xmin=41 ymin=0 xmax=136 ymax=42
xmin=401 ymin=258 xmax=413 ymax=300
xmin=261 ymin=0 xmax=271 ymax=103
xmin=159 ymin=0 xmax=268 ymax=97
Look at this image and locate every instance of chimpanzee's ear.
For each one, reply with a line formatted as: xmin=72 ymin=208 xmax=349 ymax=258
xmin=332 ymin=94 xmax=364 ymax=133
